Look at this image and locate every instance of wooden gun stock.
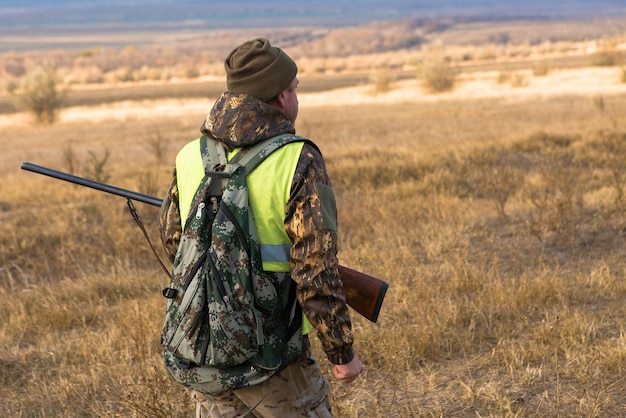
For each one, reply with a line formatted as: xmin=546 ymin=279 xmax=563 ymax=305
xmin=338 ymin=265 xmax=388 ymax=323
xmin=21 ymin=162 xmax=390 ymax=323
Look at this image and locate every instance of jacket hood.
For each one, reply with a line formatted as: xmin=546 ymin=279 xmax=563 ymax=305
xmin=200 ymin=92 xmax=295 ymax=150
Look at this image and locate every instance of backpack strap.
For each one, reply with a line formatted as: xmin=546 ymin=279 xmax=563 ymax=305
xmin=185 ymin=133 xmax=311 ymax=226
xmin=199 ymin=135 xmax=230 ymax=198
xmin=200 ymin=136 xmax=228 ymax=176
xmin=228 ymin=133 xmax=311 ymax=175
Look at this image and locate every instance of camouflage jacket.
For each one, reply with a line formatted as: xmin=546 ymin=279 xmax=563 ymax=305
xmin=160 ymin=92 xmax=355 ymax=365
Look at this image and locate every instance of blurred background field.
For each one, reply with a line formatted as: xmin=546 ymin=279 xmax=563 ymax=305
xmin=2 ymin=3 xmax=626 ymax=417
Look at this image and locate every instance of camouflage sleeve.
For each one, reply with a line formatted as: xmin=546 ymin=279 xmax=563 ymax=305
xmin=285 ymin=142 xmax=355 ymax=365
xmin=159 ymin=167 xmax=182 ymax=261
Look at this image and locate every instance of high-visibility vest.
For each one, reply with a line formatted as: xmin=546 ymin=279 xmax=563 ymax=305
xmin=175 ymin=137 xmax=304 ymax=272
xmin=175 ymin=137 xmax=313 ymax=334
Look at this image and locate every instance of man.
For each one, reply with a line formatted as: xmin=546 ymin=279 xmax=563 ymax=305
xmin=159 ymin=38 xmax=363 ymax=417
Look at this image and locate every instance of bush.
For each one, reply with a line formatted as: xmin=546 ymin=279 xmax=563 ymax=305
xmin=83 ymin=149 xmax=111 ymax=183
xmin=532 ymin=60 xmax=550 ymax=76
xmin=371 ymin=71 xmax=393 ymax=94
xmin=591 ymin=51 xmax=622 ymax=67
xmin=419 ymin=58 xmax=458 ymax=93
xmin=19 ymin=64 xmax=64 ymax=124
xmin=591 ymin=37 xmax=623 ymax=67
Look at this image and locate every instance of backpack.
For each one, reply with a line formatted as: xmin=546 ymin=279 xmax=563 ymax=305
xmin=161 ymin=133 xmax=307 ymax=394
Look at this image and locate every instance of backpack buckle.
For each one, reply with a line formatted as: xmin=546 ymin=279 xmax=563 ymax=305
xmin=162 ymin=287 xmax=178 ymax=298
xmin=175 ymin=357 xmax=194 ymax=369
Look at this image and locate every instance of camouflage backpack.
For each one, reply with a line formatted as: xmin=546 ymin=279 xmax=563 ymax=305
xmin=161 ymin=133 xmax=307 ymax=394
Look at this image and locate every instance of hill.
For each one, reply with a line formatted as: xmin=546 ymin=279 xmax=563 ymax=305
xmin=0 ymin=0 xmax=626 ymax=52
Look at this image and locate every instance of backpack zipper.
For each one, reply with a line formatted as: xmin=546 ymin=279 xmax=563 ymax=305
xmin=219 ymin=202 xmax=250 ymax=256
xmin=195 ymin=202 xmax=205 ymax=219
xmin=183 ymin=251 xmax=208 ymax=291
xmin=208 ymin=254 xmax=234 ymax=313
xmin=210 ymin=196 xmax=219 ymax=214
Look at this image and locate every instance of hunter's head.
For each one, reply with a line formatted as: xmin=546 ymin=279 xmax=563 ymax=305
xmin=224 ymin=38 xmax=297 ymax=102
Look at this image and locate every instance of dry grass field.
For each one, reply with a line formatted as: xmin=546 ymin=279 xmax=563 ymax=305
xmin=2 ymin=16 xmax=626 ymax=418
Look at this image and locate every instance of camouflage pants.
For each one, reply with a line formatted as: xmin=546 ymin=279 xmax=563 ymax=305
xmin=193 ymin=357 xmax=332 ymax=418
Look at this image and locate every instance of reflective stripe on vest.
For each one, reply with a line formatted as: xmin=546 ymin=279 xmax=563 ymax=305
xmin=260 ymin=243 xmax=292 ymax=264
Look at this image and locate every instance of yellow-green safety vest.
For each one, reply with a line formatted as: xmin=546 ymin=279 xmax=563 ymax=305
xmin=175 ymin=137 xmax=313 ymax=334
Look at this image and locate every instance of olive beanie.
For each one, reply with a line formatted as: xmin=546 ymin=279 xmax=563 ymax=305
xmin=224 ymin=38 xmax=297 ymax=102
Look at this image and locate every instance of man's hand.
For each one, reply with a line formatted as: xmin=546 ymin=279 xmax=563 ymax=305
xmin=333 ymin=354 xmax=364 ymax=384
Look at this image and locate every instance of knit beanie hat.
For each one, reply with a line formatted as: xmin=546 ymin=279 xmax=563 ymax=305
xmin=224 ymin=38 xmax=297 ymax=102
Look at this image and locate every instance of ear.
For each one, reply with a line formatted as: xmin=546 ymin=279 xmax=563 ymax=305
xmin=273 ymin=90 xmax=288 ymax=111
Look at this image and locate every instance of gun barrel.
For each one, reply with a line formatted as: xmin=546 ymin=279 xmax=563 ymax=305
xmin=21 ymin=161 xmax=389 ymax=323
xmin=21 ymin=162 xmax=163 ymax=207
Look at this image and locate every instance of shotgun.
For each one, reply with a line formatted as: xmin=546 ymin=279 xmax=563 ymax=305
xmin=21 ymin=162 xmax=389 ymax=323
